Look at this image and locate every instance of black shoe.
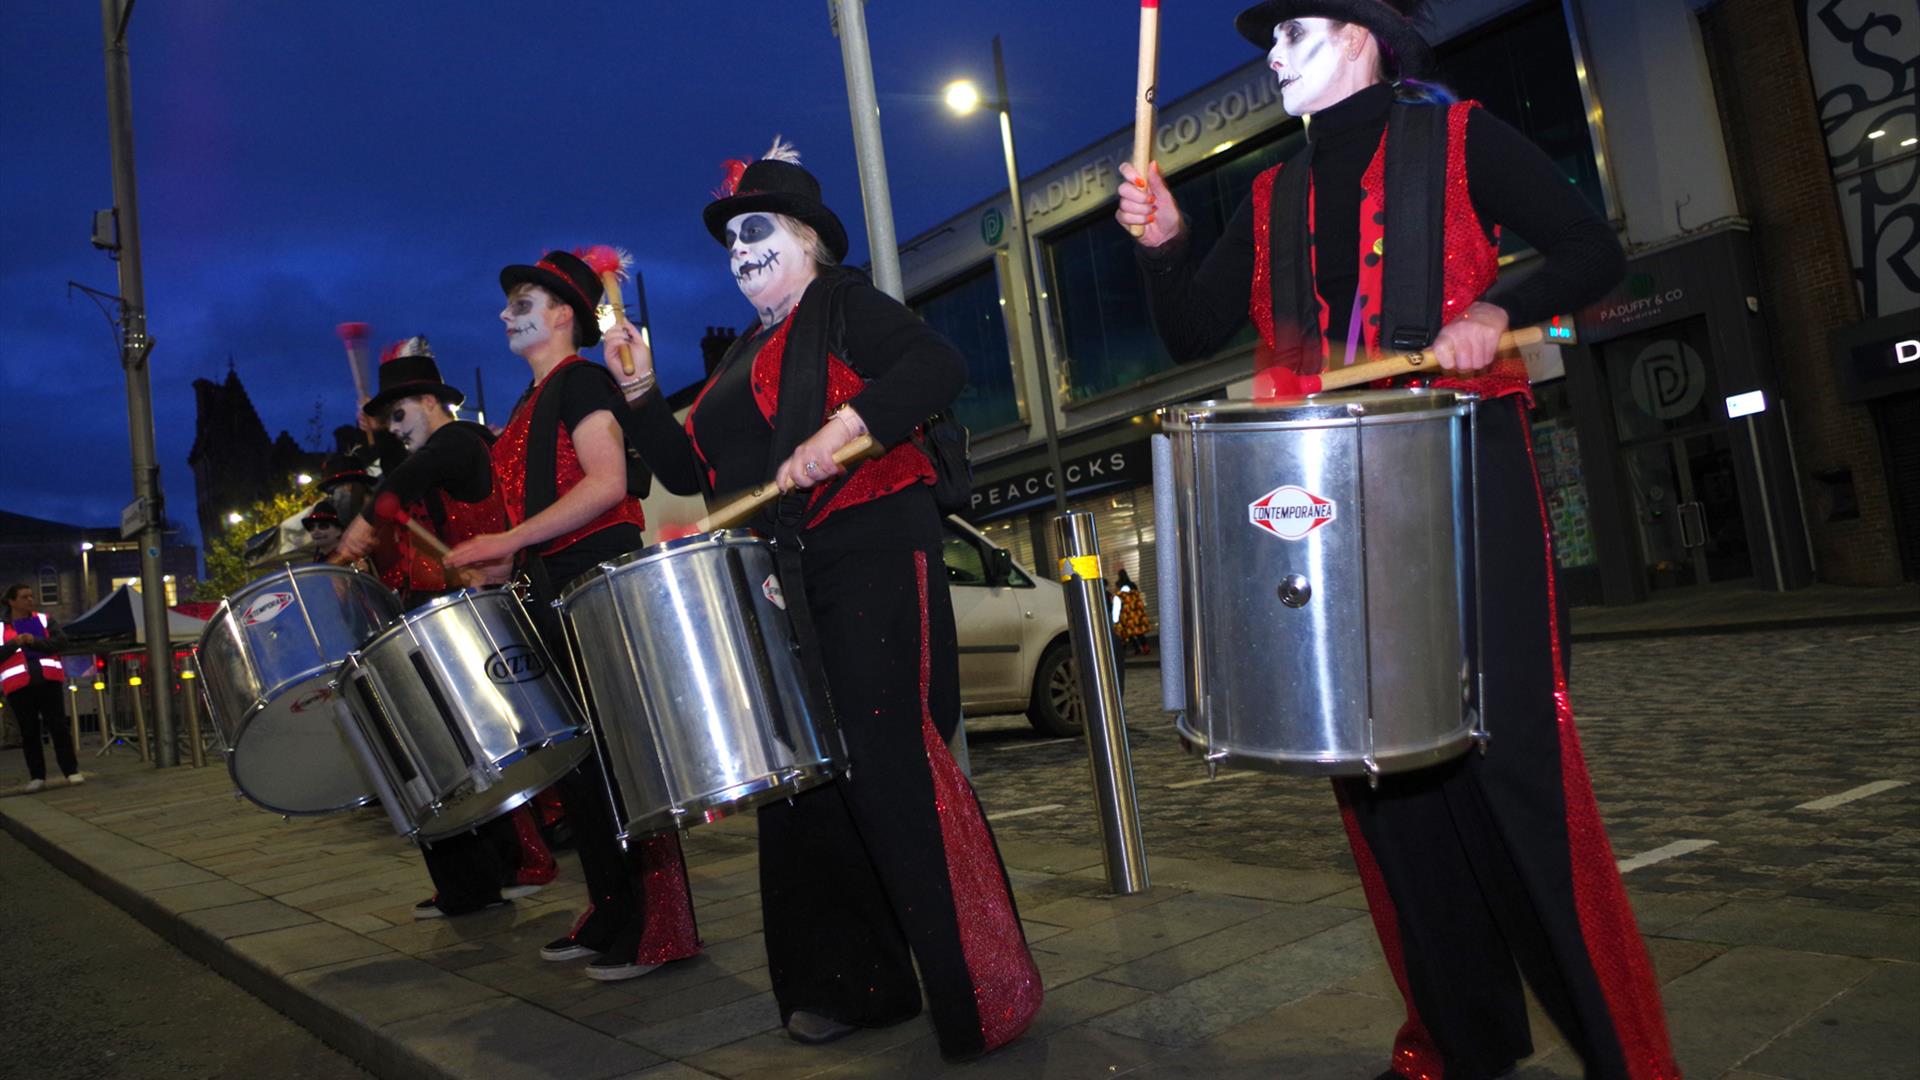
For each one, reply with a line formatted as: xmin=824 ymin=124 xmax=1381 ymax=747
xmin=540 ymin=904 xmax=614 ymax=962
xmin=540 ymin=935 xmax=601 ymax=962
xmin=415 ymin=896 xmax=507 ymax=921
xmin=786 ymin=1010 xmax=858 ymax=1046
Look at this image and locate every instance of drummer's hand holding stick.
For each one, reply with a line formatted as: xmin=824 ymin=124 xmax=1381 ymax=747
xmin=447 ymin=412 xmax=627 ymax=577
xmin=696 ymin=418 xmax=879 ymax=532
xmin=1115 ymin=159 xmax=1182 ymax=249
xmin=335 ymin=515 xmax=378 ymax=564
xmin=600 ymin=323 xmax=656 ymax=404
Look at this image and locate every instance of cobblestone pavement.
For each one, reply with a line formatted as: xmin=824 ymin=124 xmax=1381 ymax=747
xmin=963 ymin=620 xmax=1920 ymax=914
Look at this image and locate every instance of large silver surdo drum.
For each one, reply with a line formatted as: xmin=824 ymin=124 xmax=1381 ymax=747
xmin=195 ymin=564 xmax=404 ymax=815
xmin=334 ymin=588 xmax=590 ymax=842
xmin=558 ymin=530 xmax=843 ymax=840
xmin=1154 ymin=389 xmax=1482 ymax=779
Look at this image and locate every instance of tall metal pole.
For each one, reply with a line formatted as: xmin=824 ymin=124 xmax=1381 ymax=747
xmin=1052 ymin=512 xmax=1148 ymax=895
xmin=829 ymin=0 xmax=904 ymax=301
xmin=994 ymin=37 xmax=1070 ymax=517
xmin=101 ymin=0 xmax=176 ymax=766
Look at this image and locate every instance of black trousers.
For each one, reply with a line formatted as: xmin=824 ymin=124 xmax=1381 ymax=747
xmin=420 ymin=814 xmax=519 ymax=912
xmin=758 ymin=543 xmax=1042 ymax=1060
xmin=1335 ymin=398 xmax=1677 ymax=1080
xmin=8 ymin=680 xmax=78 ymax=781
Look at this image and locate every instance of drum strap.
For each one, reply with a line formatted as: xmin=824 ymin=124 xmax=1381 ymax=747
xmin=1266 ymin=140 xmax=1320 ymax=374
xmin=1379 ymin=103 xmax=1449 ymax=352
xmin=762 ymin=268 xmax=864 ymax=721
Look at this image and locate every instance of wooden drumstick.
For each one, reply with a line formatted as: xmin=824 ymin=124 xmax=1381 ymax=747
xmin=1127 ymin=0 xmax=1161 ymax=239
xmin=694 ymin=435 xmax=877 ymax=533
xmin=1269 ymin=325 xmax=1549 ymax=396
xmin=578 ymin=245 xmax=637 ymax=376
xmin=373 ymin=491 xmax=451 ymax=558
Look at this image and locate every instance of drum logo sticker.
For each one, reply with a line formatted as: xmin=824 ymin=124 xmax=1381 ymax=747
xmin=289 ymin=687 xmax=334 ymax=714
xmin=762 ymin=574 xmax=786 ymax=610
xmin=242 ymin=592 xmax=295 ymax=626
xmin=484 ymin=645 xmax=545 ymax=685
xmin=1248 ymin=485 xmax=1336 ymax=541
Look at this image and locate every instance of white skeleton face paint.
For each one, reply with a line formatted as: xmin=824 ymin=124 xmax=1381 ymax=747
xmin=1269 ymin=18 xmax=1346 ymax=116
xmin=725 ymin=213 xmax=809 ymax=311
xmin=387 ymin=395 xmax=435 ymax=452
xmin=501 ymin=285 xmax=557 ymax=356
xmin=309 ymin=523 xmax=341 ymax=553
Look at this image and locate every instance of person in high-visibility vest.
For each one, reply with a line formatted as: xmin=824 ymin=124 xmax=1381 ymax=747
xmin=2 ymin=583 xmax=82 ymax=792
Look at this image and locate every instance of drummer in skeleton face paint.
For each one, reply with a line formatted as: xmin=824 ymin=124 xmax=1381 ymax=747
xmin=445 ymin=251 xmax=700 ymax=983
xmin=1117 ymin=4 xmax=1676 ymax=1080
xmin=601 ymin=136 xmax=1042 ymax=1061
xmin=331 ymin=338 xmax=559 ymax=920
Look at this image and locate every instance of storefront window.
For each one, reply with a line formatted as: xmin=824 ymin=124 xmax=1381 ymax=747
xmin=1530 ymin=382 xmax=1599 ymax=570
xmin=913 ymin=264 xmax=1022 ymax=434
xmin=1438 ymin=3 xmax=1609 ymax=237
xmin=1045 ymin=130 xmax=1300 ymax=403
xmin=1600 ymin=317 xmax=1718 ymax=443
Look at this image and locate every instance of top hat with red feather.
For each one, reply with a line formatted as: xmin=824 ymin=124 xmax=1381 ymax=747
xmin=362 ymin=336 xmax=465 ymax=416
xmin=702 ymin=137 xmax=850 ymax=264
xmin=1235 ymin=0 xmax=1436 ymax=81
xmin=498 ymin=249 xmax=605 ymax=348
xmin=301 ymin=503 xmax=343 ymax=531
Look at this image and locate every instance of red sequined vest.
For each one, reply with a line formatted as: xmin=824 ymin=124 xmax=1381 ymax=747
xmin=1250 ymin=101 xmax=1527 ymax=401
xmin=684 ymin=303 xmax=934 ymax=529
xmin=379 ymin=480 xmax=508 ymax=596
xmin=493 ymin=356 xmax=648 ymax=554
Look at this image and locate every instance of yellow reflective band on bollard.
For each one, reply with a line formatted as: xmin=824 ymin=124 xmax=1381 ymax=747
xmin=1058 ymin=555 xmax=1103 ymax=582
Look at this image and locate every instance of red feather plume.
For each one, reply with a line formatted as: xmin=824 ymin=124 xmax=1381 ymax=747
xmin=575 ymin=244 xmax=632 ymax=280
xmin=714 ymin=159 xmax=749 ymax=199
xmin=335 ymin=322 xmax=369 ymax=342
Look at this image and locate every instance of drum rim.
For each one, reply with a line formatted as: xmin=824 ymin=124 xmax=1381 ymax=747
xmin=1162 ymin=388 xmax=1476 ymax=428
xmin=557 ymin=527 xmax=765 ymax=602
xmin=199 ymin=562 xmax=400 ymax=652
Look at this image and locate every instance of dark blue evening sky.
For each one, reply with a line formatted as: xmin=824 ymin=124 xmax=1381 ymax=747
xmin=1 ymin=2 xmax=1252 ymax=550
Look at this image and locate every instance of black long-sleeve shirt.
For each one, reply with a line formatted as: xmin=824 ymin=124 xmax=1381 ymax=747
xmin=1141 ymin=82 xmax=1625 ymax=362
xmin=355 ymin=421 xmax=493 ymax=526
xmin=630 ymin=278 xmax=965 ymax=496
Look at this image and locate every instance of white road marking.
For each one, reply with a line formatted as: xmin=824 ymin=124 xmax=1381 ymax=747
xmin=1897 ymin=626 xmax=1920 ymax=634
xmin=994 ymin=738 xmax=1077 ymax=753
xmin=1844 ymin=634 xmax=1879 ymax=643
xmin=1795 ymin=780 xmax=1909 ymax=811
xmin=1615 ymin=839 xmax=1717 ymax=873
xmin=1167 ymin=770 xmax=1263 ymax=790
xmin=987 ymin=803 xmax=1065 ymax=822
xmin=1779 ymin=645 xmax=1819 ymax=654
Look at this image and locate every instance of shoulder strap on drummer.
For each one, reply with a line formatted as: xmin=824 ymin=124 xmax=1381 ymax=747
xmin=1379 ymin=101 xmax=1449 ymax=352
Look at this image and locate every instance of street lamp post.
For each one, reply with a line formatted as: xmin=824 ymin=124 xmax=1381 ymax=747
xmin=946 ymin=37 xmax=1071 ymax=519
xmin=80 ymin=541 xmax=96 ymax=608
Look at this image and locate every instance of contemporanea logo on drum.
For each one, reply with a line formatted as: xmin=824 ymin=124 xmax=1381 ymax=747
xmin=484 ymin=644 xmax=546 ymax=685
xmin=1248 ymin=485 xmax=1336 ymax=541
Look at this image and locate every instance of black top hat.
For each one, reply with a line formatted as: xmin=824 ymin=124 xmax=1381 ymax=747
xmin=498 ymin=250 xmax=604 ymax=348
xmin=362 ymin=336 xmax=465 ymax=416
xmin=1235 ymin=0 xmax=1436 ymax=81
xmin=301 ymin=503 xmax=342 ymax=530
xmin=703 ymin=139 xmax=850 ymax=264
xmin=314 ymin=454 xmax=372 ymax=492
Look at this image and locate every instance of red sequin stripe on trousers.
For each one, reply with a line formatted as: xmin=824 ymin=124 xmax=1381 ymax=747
xmin=630 ymin=833 xmax=702 ymax=965
xmin=1334 ymin=785 xmax=1446 ymax=1080
xmin=913 ymin=551 xmax=1044 ymax=1051
xmin=1249 ymin=164 xmax=1279 ymax=355
xmin=1520 ymin=403 xmax=1680 ymax=1080
xmin=509 ymin=806 xmax=556 ymax=886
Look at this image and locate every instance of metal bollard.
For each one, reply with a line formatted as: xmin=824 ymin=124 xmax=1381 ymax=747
xmin=129 ymin=676 xmax=150 ymax=762
xmin=180 ymin=669 xmax=206 ymax=768
xmin=1051 ymin=511 xmax=1149 ymax=895
xmin=66 ymin=685 xmax=82 ymax=758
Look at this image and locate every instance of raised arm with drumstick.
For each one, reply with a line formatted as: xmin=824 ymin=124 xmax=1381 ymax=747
xmin=1114 ymin=7 xmax=1675 ymax=1080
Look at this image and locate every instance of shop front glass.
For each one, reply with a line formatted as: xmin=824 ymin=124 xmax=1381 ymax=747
xmin=912 ymin=263 xmax=1022 ymax=434
xmin=1529 ymin=380 xmax=1601 ymax=577
xmin=1599 ymin=316 xmax=1753 ymax=589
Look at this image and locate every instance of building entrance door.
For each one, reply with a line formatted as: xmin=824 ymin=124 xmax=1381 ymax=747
xmin=1600 ymin=317 xmax=1755 ymax=591
xmin=1620 ymin=432 xmax=1753 ymax=590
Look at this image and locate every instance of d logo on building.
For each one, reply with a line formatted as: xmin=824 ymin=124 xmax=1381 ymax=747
xmin=1248 ymin=485 xmax=1336 ymax=541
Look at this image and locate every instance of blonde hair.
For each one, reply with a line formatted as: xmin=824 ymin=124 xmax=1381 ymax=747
xmin=773 ymin=213 xmax=839 ymax=269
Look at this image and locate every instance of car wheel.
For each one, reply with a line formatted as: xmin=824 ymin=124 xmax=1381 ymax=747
xmin=1026 ymin=639 xmax=1082 ymax=737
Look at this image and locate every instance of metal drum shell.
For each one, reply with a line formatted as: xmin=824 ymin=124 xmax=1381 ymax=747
xmin=336 ymin=588 xmax=590 ymax=842
xmin=558 ymin=530 xmax=841 ymax=839
xmin=193 ymin=564 xmax=403 ymax=815
xmin=1161 ymin=389 xmax=1478 ymax=777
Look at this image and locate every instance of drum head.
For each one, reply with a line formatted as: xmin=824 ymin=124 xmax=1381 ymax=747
xmin=412 ymin=733 xmax=590 ymax=842
xmin=228 ymin=670 xmax=375 ymax=815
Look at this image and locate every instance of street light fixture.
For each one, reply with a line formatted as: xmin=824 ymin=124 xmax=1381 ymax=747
xmin=226 ymin=511 xmax=243 ymax=526
xmin=296 ymin=472 xmax=313 ymax=486
xmin=944 ymin=35 xmax=1071 ymax=518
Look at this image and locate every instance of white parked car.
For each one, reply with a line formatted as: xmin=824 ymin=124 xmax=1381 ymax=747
xmin=941 ymin=516 xmax=1080 ymax=736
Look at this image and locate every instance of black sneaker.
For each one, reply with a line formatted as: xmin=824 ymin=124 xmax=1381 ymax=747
xmin=786 ymin=1010 xmax=858 ymax=1045
xmin=540 ymin=904 xmax=609 ymax=962
xmin=415 ymin=895 xmax=507 ymax=921
xmin=583 ymin=917 xmax=660 ymax=982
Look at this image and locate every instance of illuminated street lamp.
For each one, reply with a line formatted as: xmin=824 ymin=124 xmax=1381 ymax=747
xmin=296 ymin=472 xmax=313 ymax=486
xmin=944 ymin=36 xmax=1070 ymax=517
xmin=227 ymin=511 xmax=243 ymax=526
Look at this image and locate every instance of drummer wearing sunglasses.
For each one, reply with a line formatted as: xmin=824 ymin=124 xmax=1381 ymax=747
xmin=446 ymin=250 xmax=702 ymax=983
xmin=599 ymin=138 xmax=1043 ymax=1062
xmin=1115 ymin=5 xmax=1676 ymax=1080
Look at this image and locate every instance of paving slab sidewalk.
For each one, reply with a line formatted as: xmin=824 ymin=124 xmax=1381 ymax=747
xmin=2 ymin=751 xmax=1913 ymax=1080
